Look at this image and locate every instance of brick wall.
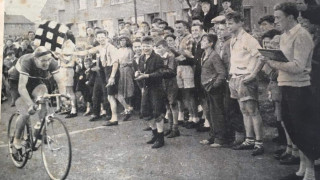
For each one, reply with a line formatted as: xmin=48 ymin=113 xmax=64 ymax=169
xmin=41 ymin=0 xmax=297 ymax=37
xmin=4 ymin=24 xmax=35 ymax=37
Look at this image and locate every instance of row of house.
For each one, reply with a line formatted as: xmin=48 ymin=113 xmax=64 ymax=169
xmin=4 ymin=12 xmax=35 ymax=38
xmin=41 ymin=0 xmax=293 ymax=38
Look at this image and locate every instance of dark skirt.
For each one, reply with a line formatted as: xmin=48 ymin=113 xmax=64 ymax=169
xmin=281 ymin=86 xmax=320 ymax=160
xmin=118 ymin=66 xmax=134 ymax=98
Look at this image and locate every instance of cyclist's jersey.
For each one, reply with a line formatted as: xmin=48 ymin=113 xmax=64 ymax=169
xmin=8 ymin=53 xmax=59 ymax=94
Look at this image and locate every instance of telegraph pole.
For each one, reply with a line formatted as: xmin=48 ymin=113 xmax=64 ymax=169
xmin=134 ymin=0 xmax=137 ymax=24
xmin=159 ymin=0 xmax=163 ymax=19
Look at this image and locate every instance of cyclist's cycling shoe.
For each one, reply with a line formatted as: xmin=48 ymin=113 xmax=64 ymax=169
xmin=12 ymin=146 xmax=23 ymax=162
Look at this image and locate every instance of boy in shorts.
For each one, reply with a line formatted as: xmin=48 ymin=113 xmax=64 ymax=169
xmin=135 ymin=37 xmax=166 ymax=148
xmin=226 ymin=12 xmax=265 ymax=156
xmin=155 ymin=40 xmax=180 ymax=138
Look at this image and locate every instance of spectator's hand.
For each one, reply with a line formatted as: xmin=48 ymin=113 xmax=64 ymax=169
xmin=242 ymin=75 xmax=255 ymax=84
xmin=79 ymin=75 xmax=83 ymax=80
xmin=259 ymin=56 xmax=270 ymax=63
xmin=176 ymin=55 xmax=186 ymax=61
xmin=28 ymin=104 xmax=37 ymax=115
xmin=85 ymin=81 xmax=89 ymax=85
xmin=106 ymin=77 xmax=115 ymax=87
xmin=135 ymin=71 xmax=141 ymax=78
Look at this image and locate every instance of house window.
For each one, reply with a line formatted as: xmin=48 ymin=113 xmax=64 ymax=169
xmin=79 ymin=0 xmax=87 ymax=10
xmin=264 ymin=6 xmax=268 ymax=14
xmin=111 ymin=0 xmax=132 ymax=5
xmin=95 ymin=0 xmax=102 ymax=7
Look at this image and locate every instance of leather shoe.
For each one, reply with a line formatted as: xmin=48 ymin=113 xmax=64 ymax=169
xmin=167 ymin=129 xmax=180 ymax=138
xmin=164 ymin=129 xmax=172 ymax=136
xmin=178 ymin=121 xmax=184 ymax=126
xmin=89 ymin=116 xmax=101 ymax=122
xmin=280 ymin=155 xmax=300 ymax=165
xmin=274 ymin=149 xmax=286 ymax=160
xmin=103 ymin=121 xmax=118 ymax=126
xmin=122 ymin=113 xmax=132 ymax=121
xmin=185 ymin=122 xmax=196 ymax=129
xmin=279 ymin=152 xmax=292 ymax=161
xmin=183 ymin=121 xmax=192 ymax=127
xmin=251 ymin=146 xmax=264 ymax=156
xmin=143 ymin=127 xmax=152 ymax=131
xmin=65 ymin=113 xmax=77 ymax=119
xmin=279 ymin=173 xmax=303 ymax=180
xmin=196 ymin=126 xmax=210 ymax=132
xmin=152 ymin=132 xmax=164 ymax=148
xmin=233 ymin=142 xmax=255 ymax=150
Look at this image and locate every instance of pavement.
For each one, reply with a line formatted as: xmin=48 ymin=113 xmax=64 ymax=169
xmin=0 ymin=99 xmax=311 ymax=180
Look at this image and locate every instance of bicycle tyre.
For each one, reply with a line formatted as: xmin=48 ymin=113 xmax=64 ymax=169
xmin=41 ymin=116 xmax=72 ymax=180
xmin=7 ymin=113 xmax=30 ymax=168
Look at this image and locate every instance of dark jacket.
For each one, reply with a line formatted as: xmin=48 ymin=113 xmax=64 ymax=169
xmin=187 ymin=3 xmax=204 ymax=23
xmin=193 ymin=39 xmax=204 ymax=90
xmin=16 ymin=47 xmax=34 ymax=58
xmin=162 ymin=51 xmax=178 ymax=89
xmin=138 ymin=51 xmax=164 ymax=88
xmin=220 ymin=36 xmax=232 ymax=74
xmin=203 ymin=5 xmax=218 ymax=32
xmin=201 ymin=48 xmax=226 ymax=92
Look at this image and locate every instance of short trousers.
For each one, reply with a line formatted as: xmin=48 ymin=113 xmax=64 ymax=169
xmin=229 ymin=75 xmax=258 ymax=102
xmin=141 ymin=86 xmax=165 ymax=121
xmin=163 ymin=79 xmax=178 ymax=105
xmin=59 ymin=67 xmax=74 ymax=86
xmin=15 ymin=84 xmax=48 ymax=114
xmin=176 ymin=65 xmax=195 ymax=89
xmin=105 ymin=66 xmax=119 ymax=96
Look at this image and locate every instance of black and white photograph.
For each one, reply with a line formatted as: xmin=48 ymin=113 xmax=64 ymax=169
xmin=0 ymin=0 xmax=320 ymax=179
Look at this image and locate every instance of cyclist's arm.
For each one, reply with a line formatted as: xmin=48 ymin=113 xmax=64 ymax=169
xmin=18 ymin=74 xmax=33 ymax=107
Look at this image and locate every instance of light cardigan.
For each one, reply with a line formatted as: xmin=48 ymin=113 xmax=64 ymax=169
xmin=268 ymin=24 xmax=314 ymax=87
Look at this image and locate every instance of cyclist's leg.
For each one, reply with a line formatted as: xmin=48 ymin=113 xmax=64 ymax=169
xmin=13 ymin=113 xmax=29 ymax=149
xmin=32 ymin=84 xmax=48 ymax=121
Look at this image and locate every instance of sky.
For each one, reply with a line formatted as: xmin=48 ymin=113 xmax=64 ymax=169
xmin=5 ymin=0 xmax=47 ymax=22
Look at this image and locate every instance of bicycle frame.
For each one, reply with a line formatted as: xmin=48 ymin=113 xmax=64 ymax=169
xmin=31 ymin=96 xmax=57 ymax=151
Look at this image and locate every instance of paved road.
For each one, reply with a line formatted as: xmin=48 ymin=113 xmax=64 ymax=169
xmin=0 ymin=100 xmax=307 ymax=180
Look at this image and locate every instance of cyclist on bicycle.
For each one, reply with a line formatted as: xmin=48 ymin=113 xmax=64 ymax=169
xmin=8 ymin=46 xmax=62 ymax=150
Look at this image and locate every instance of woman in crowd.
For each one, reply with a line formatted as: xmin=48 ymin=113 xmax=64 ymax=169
xmin=117 ymin=36 xmax=135 ymax=121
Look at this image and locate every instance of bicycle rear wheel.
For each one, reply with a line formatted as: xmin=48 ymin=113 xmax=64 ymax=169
xmin=7 ymin=113 xmax=31 ymax=168
xmin=41 ymin=116 xmax=72 ymax=180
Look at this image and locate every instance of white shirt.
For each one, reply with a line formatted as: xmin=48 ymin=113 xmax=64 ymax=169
xmin=229 ymin=29 xmax=261 ymax=75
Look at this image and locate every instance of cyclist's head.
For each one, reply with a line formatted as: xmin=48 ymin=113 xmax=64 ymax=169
xmin=33 ymin=46 xmax=53 ymax=70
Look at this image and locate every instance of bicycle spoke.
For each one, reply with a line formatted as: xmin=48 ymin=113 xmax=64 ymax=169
xmin=42 ymin=117 xmax=72 ymax=180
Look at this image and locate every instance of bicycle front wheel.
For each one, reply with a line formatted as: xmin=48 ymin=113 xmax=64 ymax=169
xmin=41 ymin=116 xmax=72 ymax=180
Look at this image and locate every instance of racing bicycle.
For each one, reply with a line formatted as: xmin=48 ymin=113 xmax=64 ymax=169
xmin=7 ymin=94 xmax=72 ymax=180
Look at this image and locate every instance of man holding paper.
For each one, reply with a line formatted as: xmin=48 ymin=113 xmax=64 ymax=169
xmin=261 ymin=2 xmax=320 ymax=180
